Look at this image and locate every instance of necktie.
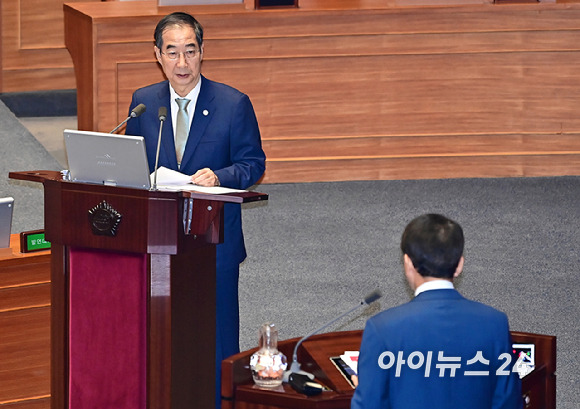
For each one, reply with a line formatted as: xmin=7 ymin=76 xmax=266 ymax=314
xmin=175 ymin=98 xmax=191 ymax=168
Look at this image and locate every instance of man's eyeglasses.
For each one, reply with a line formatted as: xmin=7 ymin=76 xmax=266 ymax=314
xmin=161 ymin=49 xmax=199 ymax=60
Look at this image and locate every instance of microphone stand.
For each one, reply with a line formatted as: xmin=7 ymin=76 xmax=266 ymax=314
xmin=110 ymin=103 xmax=146 ymax=134
xmin=283 ymin=290 xmax=382 ymax=382
xmin=110 ymin=116 xmax=132 ymax=134
xmin=151 ymin=107 xmax=167 ymax=191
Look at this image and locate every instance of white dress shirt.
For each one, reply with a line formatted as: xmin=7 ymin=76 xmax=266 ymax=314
xmin=414 ymin=279 xmax=455 ymax=297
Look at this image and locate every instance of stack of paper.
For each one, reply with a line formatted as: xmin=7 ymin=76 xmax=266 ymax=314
xmin=151 ymin=167 xmax=246 ymax=194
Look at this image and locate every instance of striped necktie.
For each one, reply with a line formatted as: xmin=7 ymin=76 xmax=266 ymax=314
xmin=175 ymin=98 xmax=191 ymax=168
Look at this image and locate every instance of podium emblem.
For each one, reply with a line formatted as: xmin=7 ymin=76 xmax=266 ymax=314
xmin=88 ymin=200 xmax=122 ymax=236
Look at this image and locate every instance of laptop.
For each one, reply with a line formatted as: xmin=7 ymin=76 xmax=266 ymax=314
xmin=64 ymin=129 xmax=151 ymax=190
xmin=0 ymin=197 xmax=14 ymax=248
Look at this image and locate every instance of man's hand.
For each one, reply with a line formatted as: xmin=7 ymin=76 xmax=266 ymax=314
xmin=191 ymin=168 xmax=220 ymax=187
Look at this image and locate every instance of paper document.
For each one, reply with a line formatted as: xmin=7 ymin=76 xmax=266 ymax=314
xmin=151 ymin=167 xmax=246 ymax=194
xmin=340 ymin=351 xmax=359 ymax=374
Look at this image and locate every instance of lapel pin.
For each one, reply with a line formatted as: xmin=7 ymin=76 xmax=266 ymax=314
xmin=203 ymin=109 xmax=209 ymax=116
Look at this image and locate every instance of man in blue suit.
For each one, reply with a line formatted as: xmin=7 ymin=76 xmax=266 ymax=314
xmin=351 ymin=214 xmax=522 ymax=409
xmin=125 ymin=12 xmax=266 ymax=408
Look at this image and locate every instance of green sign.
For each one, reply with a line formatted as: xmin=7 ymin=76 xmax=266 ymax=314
xmin=26 ymin=232 xmax=51 ymax=251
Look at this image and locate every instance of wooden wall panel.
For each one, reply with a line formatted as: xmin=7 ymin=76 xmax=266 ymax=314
xmin=0 ymin=309 xmax=51 ymax=407
xmin=261 ymin=134 xmax=580 ymax=159
xmin=98 ymin=5 xmax=580 ymax=136
xmin=0 ymin=400 xmax=49 ymax=409
xmin=0 ymin=238 xmax=51 ymax=409
xmin=202 ymin=52 xmax=580 ymax=137
xmin=0 ymin=0 xmax=101 ymax=93
xmin=263 ymin=154 xmax=580 ymax=182
xmin=62 ymin=1 xmax=580 ymax=182
xmin=20 ymin=0 xmax=71 ymax=48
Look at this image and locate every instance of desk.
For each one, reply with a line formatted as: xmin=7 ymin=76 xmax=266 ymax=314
xmin=63 ymin=1 xmax=580 ymax=183
xmin=222 ymin=330 xmax=556 ymax=409
xmin=0 ymin=235 xmax=51 ymax=408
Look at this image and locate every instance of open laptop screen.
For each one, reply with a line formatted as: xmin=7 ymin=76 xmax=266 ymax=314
xmin=0 ymin=197 xmax=14 ymax=248
xmin=64 ymin=129 xmax=151 ymax=190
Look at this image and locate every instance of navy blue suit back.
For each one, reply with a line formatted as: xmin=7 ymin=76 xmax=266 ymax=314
xmin=351 ymin=290 xmax=522 ymax=409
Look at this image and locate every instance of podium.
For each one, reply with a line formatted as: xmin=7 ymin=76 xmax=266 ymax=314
xmin=9 ymin=170 xmax=267 ymax=409
xmin=222 ymin=330 xmax=556 ymax=409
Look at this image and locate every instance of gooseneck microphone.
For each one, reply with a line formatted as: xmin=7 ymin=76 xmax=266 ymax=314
xmin=110 ymin=103 xmax=146 ymax=134
xmin=151 ymin=107 xmax=167 ymax=191
xmin=283 ymin=289 xmax=382 ymax=381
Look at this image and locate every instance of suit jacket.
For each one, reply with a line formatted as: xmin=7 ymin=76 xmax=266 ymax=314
xmin=351 ymin=289 xmax=522 ymax=409
xmin=125 ymin=77 xmax=266 ymax=270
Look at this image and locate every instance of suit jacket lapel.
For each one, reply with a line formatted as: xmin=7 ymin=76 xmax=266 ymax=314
xmin=180 ymin=76 xmax=214 ymax=170
xmin=157 ymin=82 xmax=180 ymax=170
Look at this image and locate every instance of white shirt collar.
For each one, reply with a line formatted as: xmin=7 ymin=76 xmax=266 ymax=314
xmin=414 ymin=279 xmax=455 ymax=297
xmin=169 ymin=79 xmax=201 ymax=103
xmin=169 ymin=80 xmax=202 ymax=131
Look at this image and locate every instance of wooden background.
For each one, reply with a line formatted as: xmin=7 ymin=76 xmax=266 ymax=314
xmin=0 ymin=238 xmax=50 ymax=409
xmin=0 ymin=0 xmax=91 ymax=93
xmin=3 ymin=0 xmax=580 ymax=184
xmin=0 ymin=0 xmax=259 ymax=93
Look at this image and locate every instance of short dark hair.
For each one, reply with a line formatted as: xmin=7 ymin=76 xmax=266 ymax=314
xmin=154 ymin=12 xmax=204 ymax=49
xmin=400 ymin=214 xmax=464 ymax=279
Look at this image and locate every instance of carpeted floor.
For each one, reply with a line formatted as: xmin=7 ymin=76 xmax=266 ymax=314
xmin=0 ymin=101 xmax=62 ymax=233
xmin=238 ymin=177 xmax=579 ymax=409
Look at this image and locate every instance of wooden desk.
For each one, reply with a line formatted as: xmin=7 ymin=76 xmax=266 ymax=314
xmin=222 ymin=330 xmax=556 ymax=409
xmin=64 ymin=1 xmax=580 ymax=183
xmin=0 ymin=235 xmax=51 ymax=409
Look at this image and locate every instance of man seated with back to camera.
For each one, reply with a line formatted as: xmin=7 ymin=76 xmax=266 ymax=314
xmin=351 ymin=213 xmax=522 ymax=409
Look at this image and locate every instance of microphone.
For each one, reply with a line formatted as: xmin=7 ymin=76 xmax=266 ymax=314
xmin=110 ymin=103 xmax=146 ymax=134
xmin=151 ymin=106 xmax=168 ymax=191
xmin=283 ymin=289 xmax=382 ymax=381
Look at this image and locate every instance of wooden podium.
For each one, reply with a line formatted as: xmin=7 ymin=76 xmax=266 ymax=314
xmin=222 ymin=330 xmax=556 ymax=409
xmin=9 ymin=170 xmax=267 ymax=409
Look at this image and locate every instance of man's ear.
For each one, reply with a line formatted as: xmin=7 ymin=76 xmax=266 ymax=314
xmin=154 ymin=46 xmax=162 ymax=64
xmin=403 ymin=254 xmax=418 ymax=288
xmin=403 ymin=254 xmax=415 ymax=273
xmin=453 ymin=256 xmax=465 ymax=279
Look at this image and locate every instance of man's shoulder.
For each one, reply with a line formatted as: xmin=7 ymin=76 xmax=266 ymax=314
xmin=133 ymin=81 xmax=168 ymax=98
xmin=452 ymin=293 xmax=509 ymax=321
xmin=201 ymin=76 xmax=247 ymax=100
xmin=370 ymin=290 xmax=508 ymax=326
xmin=466 ymin=297 xmax=508 ymax=315
xmin=367 ymin=298 xmax=423 ymax=327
